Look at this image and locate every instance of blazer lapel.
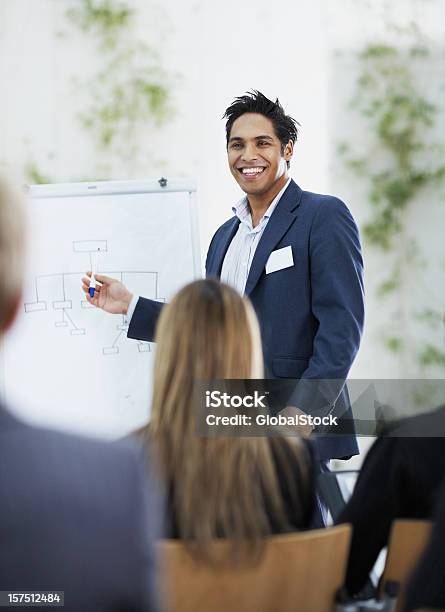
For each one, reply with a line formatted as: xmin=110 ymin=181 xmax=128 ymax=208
xmin=244 ymin=180 xmax=302 ymax=296
xmin=207 ymin=216 xmax=240 ymax=278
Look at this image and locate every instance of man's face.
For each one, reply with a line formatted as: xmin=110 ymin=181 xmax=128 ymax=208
xmin=227 ymin=113 xmax=293 ymax=197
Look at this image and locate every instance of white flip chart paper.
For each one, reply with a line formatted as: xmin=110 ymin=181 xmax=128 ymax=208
xmin=2 ymin=180 xmax=200 ymax=438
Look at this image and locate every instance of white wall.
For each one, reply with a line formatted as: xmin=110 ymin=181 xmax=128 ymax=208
xmin=0 ymin=0 xmax=331 ymax=250
xmin=325 ymin=2 xmax=445 ymax=382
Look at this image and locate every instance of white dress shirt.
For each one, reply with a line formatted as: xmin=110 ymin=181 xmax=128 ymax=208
xmin=220 ymin=178 xmax=291 ymax=295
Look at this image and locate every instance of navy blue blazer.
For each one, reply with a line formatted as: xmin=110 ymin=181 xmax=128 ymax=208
xmin=128 ymin=180 xmax=364 ymax=460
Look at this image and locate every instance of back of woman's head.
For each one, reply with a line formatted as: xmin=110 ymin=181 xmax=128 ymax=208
xmin=143 ymin=279 xmax=310 ymax=561
xmin=150 ymin=279 xmax=262 ymax=436
xmin=156 ymin=277 xmax=261 ymax=376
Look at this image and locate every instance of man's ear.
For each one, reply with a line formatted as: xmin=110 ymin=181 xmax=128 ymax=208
xmin=0 ymin=292 xmax=22 ymax=335
xmin=284 ymin=140 xmax=293 ymax=163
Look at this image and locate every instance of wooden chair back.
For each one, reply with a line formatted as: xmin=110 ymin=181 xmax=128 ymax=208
xmin=381 ymin=519 xmax=432 ymax=612
xmin=159 ymin=524 xmax=351 ymax=612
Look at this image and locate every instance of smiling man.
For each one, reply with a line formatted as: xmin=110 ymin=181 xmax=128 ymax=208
xmin=220 ymin=97 xmax=296 ymax=296
xmin=82 ymin=91 xmax=365 ymax=519
xmin=226 ymin=110 xmax=294 ymax=228
xmin=207 ymin=92 xmax=364 ymax=455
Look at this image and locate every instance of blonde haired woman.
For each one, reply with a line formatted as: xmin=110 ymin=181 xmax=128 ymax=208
xmin=137 ymin=279 xmax=315 ymax=557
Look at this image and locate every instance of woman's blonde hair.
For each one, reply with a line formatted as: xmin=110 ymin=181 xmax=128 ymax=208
xmin=0 ymin=177 xmax=26 ymax=329
xmin=138 ymin=279 xmax=309 ymax=560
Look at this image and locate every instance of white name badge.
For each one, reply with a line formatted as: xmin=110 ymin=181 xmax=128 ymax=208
xmin=265 ymin=245 xmax=294 ymax=275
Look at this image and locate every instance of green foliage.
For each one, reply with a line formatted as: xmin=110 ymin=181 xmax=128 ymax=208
xmin=376 ymin=266 xmax=400 ymax=296
xmin=339 ymin=35 xmax=445 ymax=373
xmin=415 ymin=308 xmax=444 ymax=329
xmin=66 ymin=0 xmax=171 ymax=166
xmin=24 ymin=161 xmax=53 ymax=185
xmin=385 ymin=336 xmax=404 ymax=353
xmin=418 ymin=344 xmax=445 ymax=368
xmin=67 ymin=0 xmax=133 ymax=49
xmin=340 ymin=43 xmax=445 ymax=251
xmin=412 ymin=381 xmax=444 ymax=409
xmin=78 ymin=43 xmax=170 ymax=150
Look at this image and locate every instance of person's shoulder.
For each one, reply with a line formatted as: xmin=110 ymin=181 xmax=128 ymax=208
xmin=212 ymin=214 xmax=239 ymax=237
xmin=381 ymin=404 xmax=445 ymax=440
xmin=17 ymin=419 xmax=138 ymax=462
xmin=294 ymin=187 xmax=359 ymax=241
xmin=360 ymin=406 xmax=445 ymax=470
xmin=1 ymin=422 xmax=157 ymax=556
xmin=2 ymin=415 xmax=145 ymax=502
xmin=300 ymin=188 xmax=351 ymax=218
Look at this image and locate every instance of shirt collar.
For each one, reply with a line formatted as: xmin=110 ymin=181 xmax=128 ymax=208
xmin=232 ymin=177 xmax=292 ymax=230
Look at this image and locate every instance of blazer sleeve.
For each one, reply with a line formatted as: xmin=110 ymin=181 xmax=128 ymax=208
xmin=127 ymin=297 xmax=165 ymax=343
xmin=127 ymin=230 xmax=218 ymax=344
xmin=289 ymin=197 xmax=365 ymax=415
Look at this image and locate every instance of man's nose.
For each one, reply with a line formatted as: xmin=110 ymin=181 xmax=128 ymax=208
xmin=241 ymin=143 xmax=258 ymax=161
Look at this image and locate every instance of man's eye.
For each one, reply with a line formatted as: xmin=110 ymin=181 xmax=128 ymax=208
xmin=231 ymin=143 xmax=242 ymax=149
xmin=258 ymin=140 xmax=270 ymax=146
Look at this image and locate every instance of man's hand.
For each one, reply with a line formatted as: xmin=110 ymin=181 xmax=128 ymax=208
xmin=81 ymin=272 xmax=133 ymax=315
xmin=279 ymin=405 xmax=313 ymax=438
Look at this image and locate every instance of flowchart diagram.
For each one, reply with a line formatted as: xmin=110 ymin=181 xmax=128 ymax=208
xmin=24 ymin=240 xmax=165 ymax=355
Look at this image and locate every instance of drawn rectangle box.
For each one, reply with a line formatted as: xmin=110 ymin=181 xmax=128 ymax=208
xmin=70 ymin=329 xmax=85 ymax=336
xmin=138 ymin=343 xmax=150 ymax=353
xmin=24 ymin=301 xmax=47 ymax=312
xmin=103 ymin=347 xmax=118 ymax=355
xmin=53 ymin=300 xmax=72 ymax=310
xmin=73 ymin=240 xmax=107 ymax=253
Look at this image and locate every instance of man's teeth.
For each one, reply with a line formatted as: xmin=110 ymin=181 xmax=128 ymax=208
xmin=241 ymin=167 xmax=265 ymax=175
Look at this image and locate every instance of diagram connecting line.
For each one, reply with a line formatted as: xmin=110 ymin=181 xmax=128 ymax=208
xmin=23 ymin=247 xmax=161 ymax=355
xmin=63 ymin=309 xmax=85 ymax=336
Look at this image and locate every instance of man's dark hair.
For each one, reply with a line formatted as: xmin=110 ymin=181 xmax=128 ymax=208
xmin=223 ymin=90 xmax=300 ymax=167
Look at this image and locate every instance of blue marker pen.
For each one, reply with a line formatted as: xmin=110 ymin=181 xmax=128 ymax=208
xmin=89 ymin=252 xmax=98 ymax=297
xmin=89 ymin=274 xmax=96 ymax=298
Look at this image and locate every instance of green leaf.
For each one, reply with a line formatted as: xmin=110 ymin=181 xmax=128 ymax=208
xmin=385 ymin=336 xmax=404 ymax=353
